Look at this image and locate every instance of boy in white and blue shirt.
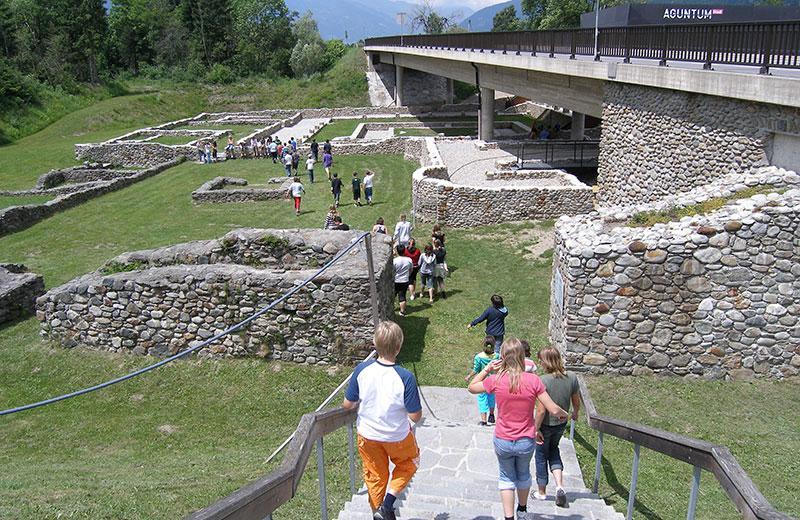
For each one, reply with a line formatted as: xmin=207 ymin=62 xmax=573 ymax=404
xmin=343 ymin=321 xmax=422 ymax=520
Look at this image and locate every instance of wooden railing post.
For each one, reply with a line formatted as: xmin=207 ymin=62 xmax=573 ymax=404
xmin=316 ymin=438 xmax=328 ymax=520
xmin=592 ymin=431 xmax=604 ymax=494
xmin=364 ymin=234 xmax=380 ymax=327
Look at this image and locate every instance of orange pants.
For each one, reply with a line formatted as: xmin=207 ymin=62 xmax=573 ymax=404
xmin=357 ymin=432 xmax=420 ymax=510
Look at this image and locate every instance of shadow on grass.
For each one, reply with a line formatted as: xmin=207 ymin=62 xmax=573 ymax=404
xmin=573 ymin=429 xmax=665 ymax=520
xmin=397 ymin=315 xmax=430 ymax=364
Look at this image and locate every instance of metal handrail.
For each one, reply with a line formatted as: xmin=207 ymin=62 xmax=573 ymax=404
xmin=364 ymin=21 xmax=800 ymax=73
xmin=576 ymin=376 xmax=793 ymax=520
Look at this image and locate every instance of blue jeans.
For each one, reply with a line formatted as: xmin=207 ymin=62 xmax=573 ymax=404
xmin=494 ymin=436 xmax=535 ymax=490
xmin=535 ymin=422 xmax=566 ymax=486
xmin=285 ymin=164 xmax=292 ymax=176
xmin=308 ymin=169 xmax=314 ymax=183
xmin=493 ymin=334 xmax=504 ymax=354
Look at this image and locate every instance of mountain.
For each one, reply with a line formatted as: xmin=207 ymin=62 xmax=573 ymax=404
xmin=287 ymin=0 xmax=427 ymax=42
xmin=459 ymin=0 xmax=522 ymax=32
xmin=285 ymin=0 xmax=474 ymax=42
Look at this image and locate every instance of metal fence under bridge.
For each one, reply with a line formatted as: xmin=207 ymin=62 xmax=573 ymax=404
xmin=364 ymin=21 xmax=800 ymax=74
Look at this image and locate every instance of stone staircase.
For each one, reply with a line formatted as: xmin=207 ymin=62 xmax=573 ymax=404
xmin=337 ymin=386 xmax=623 ymax=520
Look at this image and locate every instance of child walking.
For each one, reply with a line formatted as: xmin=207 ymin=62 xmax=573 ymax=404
xmin=465 ymin=335 xmax=499 ymax=426
xmin=288 ymin=176 xmax=305 ymax=216
xmin=468 ymin=295 xmax=510 ymax=354
xmin=343 ymin=321 xmax=422 ymax=520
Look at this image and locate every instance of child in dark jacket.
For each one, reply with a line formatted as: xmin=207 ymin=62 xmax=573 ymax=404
xmin=467 ymin=294 xmax=509 ymax=354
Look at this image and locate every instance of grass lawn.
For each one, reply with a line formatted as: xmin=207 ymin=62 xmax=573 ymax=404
xmin=0 ymin=194 xmax=53 ymax=210
xmin=395 ymin=127 xmax=477 ymax=137
xmin=576 ymin=377 xmax=800 ymax=519
xmin=168 ymin=123 xmax=262 ymax=141
xmin=1 ymin=93 xmax=797 ymax=519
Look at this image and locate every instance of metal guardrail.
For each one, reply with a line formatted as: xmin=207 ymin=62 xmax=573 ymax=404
xmin=576 ymin=376 xmax=793 ymax=520
xmin=364 ymin=21 xmax=800 ymax=74
xmin=517 ymin=139 xmax=600 ymax=169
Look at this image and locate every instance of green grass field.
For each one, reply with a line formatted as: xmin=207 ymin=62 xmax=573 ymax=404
xmin=0 ymin=194 xmax=54 ymax=210
xmin=0 ymin=82 xmax=798 ymax=519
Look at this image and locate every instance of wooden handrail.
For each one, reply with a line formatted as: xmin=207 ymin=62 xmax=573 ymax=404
xmin=577 ymin=376 xmax=793 ymax=520
xmin=186 ymin=407 xmax=357 ymax=520
xmin=187 ymin=378 xmax=792 ymax=520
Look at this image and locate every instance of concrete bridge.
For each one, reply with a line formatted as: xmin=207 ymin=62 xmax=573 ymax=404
xmin=364 ymin=23 xmax=800 ymax=206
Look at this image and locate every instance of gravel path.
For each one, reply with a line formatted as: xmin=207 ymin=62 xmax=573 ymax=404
xmin=273 ymin=118 xmax=328 ymax=144
xmin=437 ymin=140 xmax=567 ymax=188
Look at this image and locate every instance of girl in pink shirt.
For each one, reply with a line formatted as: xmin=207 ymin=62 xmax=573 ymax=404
xmin=468 ymin=338 xmax=567 ymax=520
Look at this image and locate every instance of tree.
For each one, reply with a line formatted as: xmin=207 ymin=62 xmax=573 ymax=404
xmin=521 ymin=0 xmax=547 ymax=29
xmin=492 ymin=5 xmax=521 ymax=32
xmin=0 ymin=0 xmax=15 ymax=58
xmin=411 ymin=1 xmax=455 ymax=34
xmin=181 ymin=0 xmax=235 ymax=67
xmin=233 ymin=0 xmax=297 ymax=77
xmin=289 ymin=11 xmax=325 ymax=77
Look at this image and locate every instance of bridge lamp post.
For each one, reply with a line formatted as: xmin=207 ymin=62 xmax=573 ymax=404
xmin=397 ymin=12 xmax=406 ymax=46
xmin=593 ymin=0 xmax=601 ymax=60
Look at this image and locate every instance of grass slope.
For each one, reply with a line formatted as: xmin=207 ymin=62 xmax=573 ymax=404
xmin=576 ymin=377 xmax=800 ymax=519
xmin=0 ymin=47 xmax=367 ymax=190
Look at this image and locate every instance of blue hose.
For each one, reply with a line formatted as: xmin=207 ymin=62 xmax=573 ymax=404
xmin=1 ymin=232 xmax=371 ymax=417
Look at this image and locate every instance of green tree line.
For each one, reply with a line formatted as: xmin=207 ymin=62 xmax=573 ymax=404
xmin=492 ymin=0 xmax=635 ymax=32
xmin=0 ymin=0 xmax=347 ymax=110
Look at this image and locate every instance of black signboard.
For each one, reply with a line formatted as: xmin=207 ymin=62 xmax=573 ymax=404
xmin=581 ymin=3 xmax=800 ymax=27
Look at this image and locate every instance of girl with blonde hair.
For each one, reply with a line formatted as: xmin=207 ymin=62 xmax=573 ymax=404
xmin=533 ymin=346 xmax=581 ymax=507
xmin=468 ymin=339 xmax=568 ymax=520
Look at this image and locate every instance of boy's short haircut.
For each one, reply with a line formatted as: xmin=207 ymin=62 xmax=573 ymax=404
xmin=483 ymin=335 xmax=495 ymax=355
xmin=491 ymin=294 xmax=504 ymax=308
xmin=374 ymin=321 xmax=403 ymax=357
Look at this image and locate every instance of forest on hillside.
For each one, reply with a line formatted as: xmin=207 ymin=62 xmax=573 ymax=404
xmin=0 ymin=0 xmax=347 ymax=108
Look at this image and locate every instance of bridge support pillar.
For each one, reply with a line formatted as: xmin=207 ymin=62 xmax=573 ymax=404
xmin=571 ymin=111 xmax=586 ymax=140
xmin=479 ymin=86 xmax=495 ymax=141
xmin=395 ymin=64 xmax=404 ymax=106
xmin=446 ymin=78 xmax=454 ymax=105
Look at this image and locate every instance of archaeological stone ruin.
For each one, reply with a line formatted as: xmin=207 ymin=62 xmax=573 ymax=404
xmin=36 ymin=229 xmax=394 ymax=364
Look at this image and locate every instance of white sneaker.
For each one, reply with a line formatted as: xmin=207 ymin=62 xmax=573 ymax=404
xmin=533 ymin=492 xmax=547 ymax=501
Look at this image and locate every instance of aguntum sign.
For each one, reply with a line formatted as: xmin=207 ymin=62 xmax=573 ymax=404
xmin=662 ymin=7 xmax=724 ymax=20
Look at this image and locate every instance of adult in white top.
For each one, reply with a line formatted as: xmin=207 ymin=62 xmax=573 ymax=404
xmin=363 ymin=171 xmax=375 ymax=205
xmin=393 ymin=245 xmax=413 ymax=316
xmin=288 ymin=177 xmax=305 ymax=216
xmin=283 ymin=151 xmax=293 ymax=176
xmin=306 ymin=155 xmax=315 ymax=183
xmin=393 ymin=213 xmax=413 ymax=247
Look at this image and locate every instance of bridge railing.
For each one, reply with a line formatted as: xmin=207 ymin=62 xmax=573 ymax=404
xmin=575 ymin=375 xmax=793 ymax=520
xmin=364 ymin=21 xmax=800 ymax=73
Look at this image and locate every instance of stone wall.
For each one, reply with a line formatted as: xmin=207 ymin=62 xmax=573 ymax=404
xmin=412 ymin=139 xmax=594 ymax=227
xmin=192 ymin=177 xmax=292 ymax=204
xmin=37 ymin=229 xmax=395 ymax=365
xmin=366 ymin=59 xmax=448 ymax=108
xmin=75 ymin=142 xmax=195 ymax=168
xmin=598 ymin=83 xmax=800 ymax=207
xmin=0 ymin=264 xmax=44 ymax=324
xmin=550 ymin=170 xmax=800 ymax=380
xmin=0 ymin=159 xmax=183 ymax=236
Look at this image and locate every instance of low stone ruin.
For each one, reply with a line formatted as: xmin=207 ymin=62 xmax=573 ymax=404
xmin=192 ymin=177 xmax=292 ymax=204
xmin=0 ymin=159 xmax=183 ymax=237
xmin=36 ymin=229 xmax=394 ymax=364
xmin=0 ymin=264 xmax=44 ymax=324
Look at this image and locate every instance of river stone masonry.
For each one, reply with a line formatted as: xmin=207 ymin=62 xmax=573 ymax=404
xmin=191 ymin=177 xmax=292 ymax=204
xmin=0 ymin=264 xmax=45 ymax=324
xmin=549 ymin=182 xmax=800 ymax=380
xmin=36 ymin=229 xmax=394 ymax=364
xmin=598 ymin=83 xmax=800 ymax=207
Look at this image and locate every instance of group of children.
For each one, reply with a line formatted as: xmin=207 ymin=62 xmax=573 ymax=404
xmin=330 ymin=169 xmax=375 ymax=207
xmin=345 ymin=313 xmax=580 ymax=520
xmin=390 ymin=221 xmax=449 ymax=316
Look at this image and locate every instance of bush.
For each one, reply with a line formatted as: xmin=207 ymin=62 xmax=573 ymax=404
xmin=0 ymin=59 xmax=40 ymax=108
xmin=206 ymin=63 xmax=235 ymax=84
